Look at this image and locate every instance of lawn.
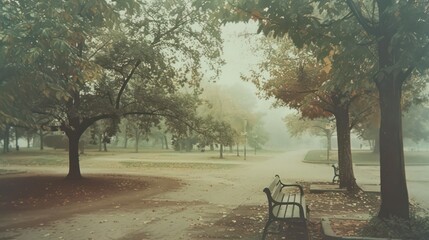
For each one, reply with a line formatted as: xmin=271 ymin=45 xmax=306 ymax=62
xmin=0 ymin=147 xmax=278 ymax=170
xmin=304 ymin=149 xmax=429 ymax=166
xmin=0 ymin=149 xmax=69 ymax=166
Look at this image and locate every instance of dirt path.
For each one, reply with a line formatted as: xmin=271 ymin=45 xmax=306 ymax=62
xmin=0 ymin=150 xmax=336 ymax=240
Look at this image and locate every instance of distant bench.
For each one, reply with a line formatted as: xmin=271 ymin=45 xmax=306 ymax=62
xmin=262 ymin=175 xmax=308 ymax=239
xmin=332 ymin=164 xmax=339 ymax=183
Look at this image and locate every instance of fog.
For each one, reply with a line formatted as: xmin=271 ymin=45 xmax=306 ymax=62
xmin=215 ymin=22 xmax=323 ymax=150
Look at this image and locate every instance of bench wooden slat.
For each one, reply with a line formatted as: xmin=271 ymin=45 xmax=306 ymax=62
xmin=272 ymin=182 xmax=283 ymax=201
xmin=268 ymin=175 xmax=281 ymax=192
xmin=272 ymin=194 xmax=304 ymax=219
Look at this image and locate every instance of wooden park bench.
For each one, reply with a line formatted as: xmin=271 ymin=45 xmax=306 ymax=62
xmin=332 ymin=164 xmax=339 ymax=183
xmin=262 ymin=175 xmax=308 ymax=239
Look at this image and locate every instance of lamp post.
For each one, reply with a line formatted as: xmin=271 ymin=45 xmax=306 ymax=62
xmin=243 ymin=119 xmax=247 ymax=160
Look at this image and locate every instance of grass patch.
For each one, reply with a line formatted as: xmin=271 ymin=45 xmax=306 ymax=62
xmin=304 ymin=150 xmax=429 ymax=165
xmin=0 ymin=155 xmax=68 ymax=166
xmin=303 ymin=150 xmax=337 ymax=164
xmin=120 ymin=161 xmax=238 ymax=169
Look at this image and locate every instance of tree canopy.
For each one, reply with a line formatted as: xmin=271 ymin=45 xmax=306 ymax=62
xmin=0 ymin=0 xmax=224 ymax=178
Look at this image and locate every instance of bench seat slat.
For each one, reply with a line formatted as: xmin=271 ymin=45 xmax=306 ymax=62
xmin=272 ymin=194 xmax=306 ymax=219
xmin=273 ymin=204 xmax=301 ymax=219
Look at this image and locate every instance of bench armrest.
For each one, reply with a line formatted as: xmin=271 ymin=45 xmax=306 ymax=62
xmin=275 ymin=175 xmax=304 ymax=195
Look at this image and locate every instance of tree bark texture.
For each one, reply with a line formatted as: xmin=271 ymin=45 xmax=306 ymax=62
xmin=66 ymin=131 xmax=82 ymax=179
xmin=334 ymin=107 xmax=358 ymax=191
xmin=39 ymin=130 xmax=44 ymax=150
xmin=377 ymin=78 xmax=409 ymax=219
xmin=15 ymin=127 xmax=19 ymax=151
xmin=375 ymin=1 xmax=409 ymax=219
xmin=3 ymin=126 xmax=9 ymax=153
xmin=164 ymin=135 xmax=169 ymax=149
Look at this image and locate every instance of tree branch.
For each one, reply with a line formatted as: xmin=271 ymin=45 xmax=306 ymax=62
xmin=399 ymin=42 xmax=429 ymax=83
xmin=115 ymin=59 xmax=142 ymax=109
xmin=88 ymin=39 xmax=112 ymax=60
xmin=346 ymin=0 xmax=377 ymax=36
xmin=151 ymin=6 xmax=191 ymax=47
xmin=350 ymin=105 xmax=373 ymax=130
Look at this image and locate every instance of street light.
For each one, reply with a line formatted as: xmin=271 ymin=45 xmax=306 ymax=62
xmin=243 ymin=119 xmax=247 ymax=160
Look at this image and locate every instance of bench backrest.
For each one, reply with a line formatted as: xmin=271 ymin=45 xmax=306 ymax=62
xmin=268 ymin=175 xmax=283 ymax=199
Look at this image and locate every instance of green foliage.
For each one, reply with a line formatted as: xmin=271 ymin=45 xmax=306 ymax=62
xmin=403 ymin=104 xmax=429 ymax=143
xmin=284 ymin=114 xmax=334 ymax=138
xmin=197 ymin=84 xmax=267 ymax=148
xmin=247 ymin=123 xmax=269 ymax=151
xmin=361 ymin=214 xmax=429 ymax=239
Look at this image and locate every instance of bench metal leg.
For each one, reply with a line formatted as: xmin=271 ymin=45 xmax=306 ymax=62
xmin=261 ymin=219 xmax=273 ymax=240
xmin=303 ymin=222 xmax=309 ymax=240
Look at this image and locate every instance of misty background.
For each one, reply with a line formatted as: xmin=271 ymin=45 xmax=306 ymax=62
xmin=216 ymin=22 xmax=333 ymax=151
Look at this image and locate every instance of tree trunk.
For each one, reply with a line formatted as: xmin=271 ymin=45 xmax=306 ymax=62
xmin=164 ymin=135 xmax=169 ymax=149
xmin=368 ymin=140 xmax=373 ymax=150
xmin=377 ymin=77 xmax=409 ymax=219
xmin=327 ymin=131 xmax=332 ymax=151
xmin=66 ymin=131 xmax=82 ymax=179
xmin=375 ymin=1 xmax=409 ymax=218
xmin=98 ymin=133 xmax=102 ymax=151
xmin=15 ymin=127 xmax=19 ymax=151
xmin=326 ymin=130 xmax=333 ymax=163
xmin=135 ymin=129 xmax=140 ymax=153
xmin=124 ymin=125 xmax=128 ymax=148
xmin=236 ymin=143 xmax=240 ymax=156
xmin=3 ymin=126 xmax=9 ymax=153
xmin=161 ymin=136 xmax=165 ymax=149
xmin=39 ymin=130 xmax=44 ymax=150
xmin=373 ymin=130 xmax=380 ymax=154
xmin=219 ymin=144 xmax=223 ymax=159
xmin=27 ymin=136 xmax=31 ymax=148
xmin=335 ymin=107 xmax=358 ymax=191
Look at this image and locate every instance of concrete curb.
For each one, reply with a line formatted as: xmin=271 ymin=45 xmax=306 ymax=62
xmin=321 ymin=218 xmax=400 ymax=240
